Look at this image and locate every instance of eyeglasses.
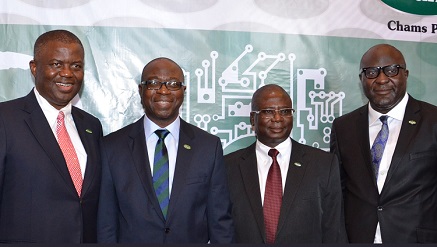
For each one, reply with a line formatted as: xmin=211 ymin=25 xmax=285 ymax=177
xmin=140 ymin=79 xmax=184 ymax=91
xmin=251 ymin=108 xmax=295 ymax=119
xmin=360 ymin=64 xmax=405 ymax=79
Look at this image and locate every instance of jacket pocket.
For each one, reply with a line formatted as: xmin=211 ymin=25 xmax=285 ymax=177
xmin=409 ymin=150 xmax=437 ymax=161
xmin=185 ymin=175 xmax=207 ymax=185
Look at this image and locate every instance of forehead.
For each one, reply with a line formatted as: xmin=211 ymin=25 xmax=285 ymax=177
xmin=143 ymin=60 xmax=183 ymax=80
xmin=256 ymin=88 xmax=292 ymax=108
xmin=37 ymin=40 xmax=84 ymax=59
xmin=361 ymin=46 xmax=405 ymax=67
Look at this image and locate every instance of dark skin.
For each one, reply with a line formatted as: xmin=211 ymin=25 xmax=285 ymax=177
xmin=139 ymin=58 xmax=186 ymax=128
xmin=250 ymin=84 xmax=293 ymax=148
xmin=29 ymin=40 xmax=84 ymax=110
xmin=359 ymin=44 xmax=409 ymax=114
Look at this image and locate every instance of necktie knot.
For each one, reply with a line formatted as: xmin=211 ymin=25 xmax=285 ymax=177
xmin=155 ymin=129 xmax=170 ymax=140
xmin=57 ymin=111 xmax=65 ymax=121
xmin=380 ymin=115 xmax=388 ymax=125
xmin=268 ymin=148 xmax=279 ymax=159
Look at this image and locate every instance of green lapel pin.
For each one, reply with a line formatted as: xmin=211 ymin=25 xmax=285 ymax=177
xmin=408 ymin=120 xmax=416 ymax=125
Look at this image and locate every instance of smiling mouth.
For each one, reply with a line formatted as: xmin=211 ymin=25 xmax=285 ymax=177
xmin=154 ymin=97 xmax=173 ymax=103
xmin=56 ymin=82 xmax=73 ymax=87
xmin=269 ymin=127 xmax=284 ymax=133
xmin=154 ymin=100 xmax=173 ymax=107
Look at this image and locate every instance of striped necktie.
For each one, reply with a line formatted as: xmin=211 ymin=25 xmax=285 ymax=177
xmin=153 ymin=129 xmax=170 ymax=218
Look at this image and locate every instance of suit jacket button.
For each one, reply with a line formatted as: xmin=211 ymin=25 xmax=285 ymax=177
xmin=377 ymin=206 xmax=383 ymax=211
xmin=165 ymin=228 xmax=170 ymax=233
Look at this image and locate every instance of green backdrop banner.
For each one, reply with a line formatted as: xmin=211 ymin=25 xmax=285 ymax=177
xmin=1 ymin=0 xmax=437 ymax=154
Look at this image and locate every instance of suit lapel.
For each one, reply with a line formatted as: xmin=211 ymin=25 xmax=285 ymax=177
xmin=238 ymin=143 xmax=266 ymax=241
xmin=384 ymin=97 xmax=421 ymax=188
xmin=22 ymin=91 xmax=78 ymax=196
xmin=352 ymin=106 xmax=379 ymax=187
xmin=167 ymin=119 xmax=194 ymax=220
xmin=72 ymin=107 xmax=96 ymax=197
xmin=276 ymin=140 xmax=307 ymax=236
xmin=128 ymin=117 xmax=165 ymax=220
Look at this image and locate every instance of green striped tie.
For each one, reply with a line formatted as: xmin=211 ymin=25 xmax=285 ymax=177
xmin=153 ymin=129 xmax=170 ymax=218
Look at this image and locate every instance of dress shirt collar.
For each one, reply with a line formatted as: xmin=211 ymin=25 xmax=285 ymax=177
xmin=368 ymin=93 xmax=408 ymax=126
xmin=255 ymin=137 xmax=292 ymax=163
xmin=143 ymin=114 xmax=180 ymax=141
xmin=34 ymin=88 xmax=73 ymax=122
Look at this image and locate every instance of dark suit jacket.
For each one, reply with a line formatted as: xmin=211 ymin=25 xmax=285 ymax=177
xmin=97 ymin=116 xmax=234 ymax=243
xmin=330 ymin=95 xmax=437 ymax=243
xmin=224 ymin=139 xmax=346 ymax=243
xmin=0 ymin=90 xmax=102 ymax=243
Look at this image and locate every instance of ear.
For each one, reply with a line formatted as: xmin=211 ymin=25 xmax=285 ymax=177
xmin=250 ymin=113 xmax=256 ymax=130
xmin=29 ymin=60 xmax=37 ymax=78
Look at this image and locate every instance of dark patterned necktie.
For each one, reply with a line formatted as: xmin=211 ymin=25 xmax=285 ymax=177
xmin=153 ymin=129 xmax=170 ymax=218
xmin=264 ymin=148 xmax=282 ymax=244
xmin=370 ymin=115 xmax=389 ymax=180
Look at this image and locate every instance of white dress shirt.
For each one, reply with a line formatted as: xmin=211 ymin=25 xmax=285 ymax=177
xmin=256 ymin=138 xmax=292 ymax=205
xmin=34 ymin=88 xmax=87 ymax=178
xmin=368 ymin=92 xmax=408 ymax=243
xmin=143 ymin=115 xmax=180 ymax=197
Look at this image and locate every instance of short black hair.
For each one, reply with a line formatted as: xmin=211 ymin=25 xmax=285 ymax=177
xmin=34 ymin=29 xmax=84 ymax=58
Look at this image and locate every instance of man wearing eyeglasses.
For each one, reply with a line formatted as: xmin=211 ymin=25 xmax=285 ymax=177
xmin=225 ymin=84 xmax=346 ymax=243
xmin=331 ymin=44 xmax=437 ymax=243
xmin=97 ymin=57 xmax=234 ymax=243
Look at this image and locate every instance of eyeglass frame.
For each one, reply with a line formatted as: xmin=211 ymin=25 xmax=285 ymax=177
xmin=360 ymin=64 xmax=406 ymax=79
xmin=140 ymin=79 xmax=185 ymax=91
xmin=251 ymin=108 xmax=295 ymax=119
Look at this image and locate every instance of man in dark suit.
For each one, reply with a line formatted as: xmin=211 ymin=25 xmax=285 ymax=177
xmin=0 ymin=30 xmax=102 ymax=243
xmin=225 ymin=84 xmax=346 ymax=244
xmin=97 ymin=57 xmax=234 ymax=243
xmin=331 ymin=44 xmax=437 ymax=243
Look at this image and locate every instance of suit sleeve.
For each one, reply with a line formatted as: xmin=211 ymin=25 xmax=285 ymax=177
xmin=0 ymin=113 xmax=5 ymax=203
xmin=322 ymin=153 xmax=348 ymax=243
xmin=97 ymin=139 xmax=119 ymax=243
xmin=206 ymin=138 xmax=235 ymax=243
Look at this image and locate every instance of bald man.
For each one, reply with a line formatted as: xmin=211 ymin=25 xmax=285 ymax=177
xmin=331 ymin=44 xmax=437 ymax=243
xmin=97 ymin=57 xmax=234 ymax=243
xmin=225 ymin=84 xmax=346 ymax=244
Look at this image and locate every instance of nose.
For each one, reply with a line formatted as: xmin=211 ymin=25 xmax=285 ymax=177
xmin=59 ymin=65 xmax=73 ymax=77
xmin=375 ymin=70 xmax=389 ymax=84
xmin=271 ymin=110 xmax=283 ymax=122
xmin=156 ymin=82 xmax=171 ymax=94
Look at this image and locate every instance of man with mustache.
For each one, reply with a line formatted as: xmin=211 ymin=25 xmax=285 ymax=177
xmin=331 ymin=44 xmax=437 ymax=243
xmin=225 ymin=84 xmax=346 ymax=243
